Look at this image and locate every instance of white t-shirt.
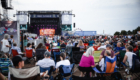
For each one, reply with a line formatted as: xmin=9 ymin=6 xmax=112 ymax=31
xmin=56 ymin=60 xmax=70 ymax=69
xmin=125 ymin=52 xmax=136 ymax=68
xmin=36 ymin=58 xmax=55 ymax=68
xmin=1 ymin=39 xmax=9 ymax=53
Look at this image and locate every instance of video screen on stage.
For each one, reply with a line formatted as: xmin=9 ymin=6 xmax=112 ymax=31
xmin=40 ymin=29 xmax=55 ymax=36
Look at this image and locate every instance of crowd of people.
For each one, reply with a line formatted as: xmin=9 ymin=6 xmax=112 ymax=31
xmin=0 ymin=34 xmax=140 ymax=80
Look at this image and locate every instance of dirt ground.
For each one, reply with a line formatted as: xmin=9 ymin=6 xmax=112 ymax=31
xmin=23 ymin=60 xmax=140 ymax=80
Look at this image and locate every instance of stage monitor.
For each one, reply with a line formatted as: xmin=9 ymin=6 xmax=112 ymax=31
xmin=40 ymin=29 xmax=55 ymax=36
xmin=20 ymin=24 xmax=27 ymax=30
xmin=62 ymin=12 xmax=72 ymax=25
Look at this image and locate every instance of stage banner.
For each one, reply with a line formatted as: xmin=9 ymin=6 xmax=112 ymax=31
xmin=0 ymin=21 xmax=17 ymax=50
xmin=74 ymin=31 xmax=84 ymax=36
xmin=62 ymin=12 xmax=72 ymax=25
xmin=83 ymin=31 xmax=97 ymax=36
xmin=17 ymin=15 xmax=28 ymax=24
xmin=73 ymin=31 xmax=97 ymax=36
xmin=30 ymin=14 xmax=59 ymax=18
xmin=62 ymin=31 xmax=74 ymax=36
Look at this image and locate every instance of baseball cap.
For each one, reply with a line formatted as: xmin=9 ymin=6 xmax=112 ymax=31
xmin=106 ymin=44 xmax=112 ymax=48
xmin=44 ymin=51 xmax=51 ymax=57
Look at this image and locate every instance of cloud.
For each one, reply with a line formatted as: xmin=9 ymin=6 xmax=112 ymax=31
xmin=7 ymin=0 xmax=140 ymax=35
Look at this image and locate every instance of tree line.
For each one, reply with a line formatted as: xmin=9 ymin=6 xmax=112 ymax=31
xmin=114 ymin=26 xmax=140 ymax=35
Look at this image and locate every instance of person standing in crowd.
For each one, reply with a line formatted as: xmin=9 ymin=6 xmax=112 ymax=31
xmin=32 ymin=42 xmax=35 ymax=50
xmin=43 ymin=36 xmax=46 ymax=44
xmin=45 ymin=41 xmax=50 ymax=47
xmin=23 ymin=35 xmax=28 ymax=51
xmin=1 ymin=34 xmax=11 ymax=57
xmin=8 ymin=35 xmax=14 ymax=48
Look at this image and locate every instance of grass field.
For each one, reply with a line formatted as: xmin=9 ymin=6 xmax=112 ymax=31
xmin=93 ymin=51 xmax=102 ymax=62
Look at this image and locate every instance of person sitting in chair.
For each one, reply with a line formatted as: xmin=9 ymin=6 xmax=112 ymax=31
xmin=98 ymin=50 xmax=115 ymax=71
xmin=123 ymin=46 xmax=136 ymax=71
xmin=11 ymin=43 xmax=23 ymax=54
xmin=60 ymin=41 xmax=66 ymax=48
xmin=8 ymin=55 xmax=49 ymax=80
xmin=8 ymin=55 xmax=25 ymax=80
xmin=26 ymin=43 xmax=35 ymax=56
xmin=79 ymin=47 xmax=98 ymax=77
xmin=77 ymin=40 xmax=85 ymax=51
xmin=36 ymin=51 xmax=55 ymax=69
xmin=99 ymin=44 xmax=115 ymax=61
xmin=55 ymin=52 xmax=70 ymax=72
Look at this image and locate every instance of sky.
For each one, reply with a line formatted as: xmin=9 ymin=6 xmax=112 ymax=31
xmin=4 ymin=0 xmax=140 ymax=35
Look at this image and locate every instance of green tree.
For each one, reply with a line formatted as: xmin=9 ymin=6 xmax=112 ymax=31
xmin=132 ymin=30 xmax=137 ymax=34
xmin=114 ymin=31 xmax=120 ymax=35
xmin=121 ymin=30 xmax=127 ymax=35
xmin=127 ymin=30 xmax=132 ymax=35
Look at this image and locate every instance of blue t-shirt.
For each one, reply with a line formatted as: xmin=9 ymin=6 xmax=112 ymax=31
xmin=114 ymin=47 xmax=125 ymax=53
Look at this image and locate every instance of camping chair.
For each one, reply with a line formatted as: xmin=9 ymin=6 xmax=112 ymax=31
xmin=51 ymin=49 xmax=60 ymax=58
xmin=118 ymin=50 xmax=126 ymax=70
xmin=121 ymin=54 xmax=140 ymax=80
xmin=71 ymin=51 xmax=84 ymax=72
xmin=84 ymin=43 xmax=89 ymax=49
xmin=9 ymin=66 xmax=40 ymax=80
xmin=0 ymin=58 xmax=13 ymax=77
xmin=71 ymin=51 xmax=84 ymax=64
xmin=11 ymin=49 xmax=19 ymax=57
xmin=93 ymin=56 xmax=118 ymax=79
xmin=129 ymin=54 xmax=140 ymax=79
xmin=59 ymin=63 xmax=75 ymax=80
xmin=60 ymin=47 xmax=65 ymax=52
xmin=36 ymin=49 xmax=46 ymax=61
xmin=25 ymin=49 xmax=35 ymax=63
xmin=53 ymin=52 xmax=61 ymax=64
xmin=40 ymin=66 xmax=54 ymax=80
xmin=93 ymin=46 xmax=99 ymax=51
xmin=46 ymin=46 xmax=49 ymax=50
xmin=65 ymin=46 xmax=72 ymax=57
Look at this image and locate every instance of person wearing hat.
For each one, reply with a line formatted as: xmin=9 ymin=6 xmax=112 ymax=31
xmin=36 ymin=51 xmax=55 ymax=68
xmin=99 ymin=44 xmax=115 ymax=61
